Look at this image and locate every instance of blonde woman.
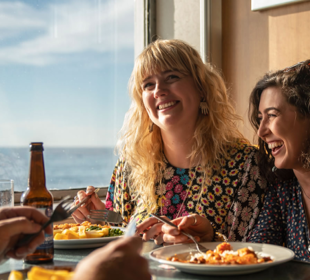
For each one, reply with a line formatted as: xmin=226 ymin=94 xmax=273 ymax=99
xmin=72 ymin=39 xmax=266 ymax=243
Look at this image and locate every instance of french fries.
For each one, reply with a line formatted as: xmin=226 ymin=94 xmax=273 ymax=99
xmin=28 ymin=266 xmax=74 ymax=280
xmin=8 ymin=267 xmax=74 ymax=280
xmin=78 ymin=226 xmax=87 ymax=239
xmin=85 ymin=228 xmax=110 ymax=238
xmin=8 ymin=270 xmax=23 ymax=280
xmin=53 ymin=221 xmax=112 ymax=240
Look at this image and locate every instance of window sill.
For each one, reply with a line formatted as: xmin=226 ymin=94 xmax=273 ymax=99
xmin=14 ymin=186 xmax=108 ymax=205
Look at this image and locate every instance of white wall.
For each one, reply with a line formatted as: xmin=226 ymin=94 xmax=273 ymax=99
xmin=156 ymin=0 xmax=201 ymax=52
xmin=134 ymin=0 xmax=222 ymax=69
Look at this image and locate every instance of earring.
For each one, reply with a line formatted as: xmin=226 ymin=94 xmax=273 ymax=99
xmin=148 ymin=122 xmax=154 ymax=133
xmin=200 ymin=98 xmax=209 ymax=115
xmin=272 ymin=166 xmax=277 ymax=172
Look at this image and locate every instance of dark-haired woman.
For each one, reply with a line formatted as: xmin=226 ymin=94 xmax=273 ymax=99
xmin=247 ymin=60 xmax=310 ymax=262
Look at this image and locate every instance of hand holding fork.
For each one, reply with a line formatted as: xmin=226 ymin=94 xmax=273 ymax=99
xmin=71 ymin=187 xmax=104 ymax=223
xmin=150 ymin=214 xmax=209 ymax=255
xmin=0 ymin=206 xmax=53 ymax=263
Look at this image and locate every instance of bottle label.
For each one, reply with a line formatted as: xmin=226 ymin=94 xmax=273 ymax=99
xmin=36 ymin=207 xmax=54 ymax=250
xmin=37 ymin=234 xmax=54 ymax=249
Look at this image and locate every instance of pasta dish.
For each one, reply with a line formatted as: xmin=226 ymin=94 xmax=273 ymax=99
xmin=167 ymin=242 xmax=273 ymax=265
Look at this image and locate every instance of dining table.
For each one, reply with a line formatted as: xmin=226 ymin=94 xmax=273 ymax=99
xmin=0 ymin=240 xmax=309 ymax=280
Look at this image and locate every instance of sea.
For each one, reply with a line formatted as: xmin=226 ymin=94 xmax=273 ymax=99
xmin=0 ymin=147 xmax=118 ymax=192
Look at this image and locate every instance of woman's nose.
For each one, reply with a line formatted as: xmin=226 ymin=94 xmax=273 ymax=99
xmin=153 ymin=82 xmax=168 ymax=98
xmin=257 ymin=120 xmax=269 ymax=139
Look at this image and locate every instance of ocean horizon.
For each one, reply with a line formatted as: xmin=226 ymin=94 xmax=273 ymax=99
xmin=0 ymin=147 xmax=118 ymax=192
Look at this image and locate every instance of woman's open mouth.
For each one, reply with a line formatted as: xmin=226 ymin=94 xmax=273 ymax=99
xmin=157 ymin=101 xmax=179 ymax=110
xmin=268 ymin=141 xmax=284 ymax=154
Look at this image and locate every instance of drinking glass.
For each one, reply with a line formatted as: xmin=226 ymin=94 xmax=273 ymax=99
xmin=0 ymin=179 xmax=14 ymax=207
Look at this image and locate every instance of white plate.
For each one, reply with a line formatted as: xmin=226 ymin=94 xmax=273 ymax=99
xmin=149 ymin=242 xmax=295 ymax=276
xmin=54 ymin=227 xmax=125 ymax=249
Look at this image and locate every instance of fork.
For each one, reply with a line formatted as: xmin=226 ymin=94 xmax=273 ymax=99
xmin=16 ymin=194 xmax=90 ymax=247
xmin=88 ymin=209 xmax=128 ymax=225
xmin=124 ymin=218 xmax=136 ymax=237
xmin=150 ymin=213 xmax=209 ymax=255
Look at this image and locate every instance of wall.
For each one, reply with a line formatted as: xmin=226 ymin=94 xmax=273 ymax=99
xmin=222 ymin=0 xmax=310 ymax=143
xmin=156 ymin=0 xmax=200 ymax=51
xmin=156 ymin=0 xmax=222 ymax=68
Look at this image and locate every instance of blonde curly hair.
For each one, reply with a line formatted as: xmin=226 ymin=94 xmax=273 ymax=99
xmin=116 ymin=39 xmax=247 ymax=213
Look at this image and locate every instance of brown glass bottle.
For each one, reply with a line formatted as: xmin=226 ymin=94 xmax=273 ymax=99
xmin=21 ymin=142 xmax=54 ymax=264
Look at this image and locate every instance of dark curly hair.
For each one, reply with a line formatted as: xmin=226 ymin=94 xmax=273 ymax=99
xmin=248 ymin=60 xmax=310 ymax=182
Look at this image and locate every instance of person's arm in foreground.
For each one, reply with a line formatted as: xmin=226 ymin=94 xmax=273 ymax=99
xmin=72 ymin=237 xmax=151 ymax=280
xmin=0 ymin=206 xmax=52 ymax=263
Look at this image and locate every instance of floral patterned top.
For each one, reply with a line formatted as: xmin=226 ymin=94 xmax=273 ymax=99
xmin=247 ymin=178 xmax=310 ymax=262
xmin=106 ymin=141 xmax=267 ymax=241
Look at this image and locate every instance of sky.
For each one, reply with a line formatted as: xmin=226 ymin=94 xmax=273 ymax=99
xmin=0 ymin=0 xmax=134 ymax=147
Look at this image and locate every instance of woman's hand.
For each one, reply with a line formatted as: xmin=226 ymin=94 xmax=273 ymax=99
xmin=71 ymin=186 xmax=105 ymax=223
xmin=0 ymin=206 xmax=52 ymax=262
xmin=72 ymin=237 xmax=151 ymax=280
xmin=162 ymin=214 xmax=214 ymax=244
xmin=136 ymin=216 xmax=170 ymax=245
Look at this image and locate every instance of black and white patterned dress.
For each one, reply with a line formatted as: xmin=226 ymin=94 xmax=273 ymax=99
xmin=248 ymin=177 xmax=310 ymax=262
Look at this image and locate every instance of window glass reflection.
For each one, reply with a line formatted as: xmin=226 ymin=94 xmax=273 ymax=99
xmin=0 ymin=0 xmax=134 ymax=191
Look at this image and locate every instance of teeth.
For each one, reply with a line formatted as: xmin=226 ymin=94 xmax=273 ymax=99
xmin=268 ymin=141 xmax=284 ymax=149
xmin=158 ymin=101 xmax=176 ymax=110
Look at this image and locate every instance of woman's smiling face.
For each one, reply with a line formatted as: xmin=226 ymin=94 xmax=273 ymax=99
xmin=141 ymin=70 xmax=201 ymax=131
xmin=257 ymin=86 xmax=310 ymax=170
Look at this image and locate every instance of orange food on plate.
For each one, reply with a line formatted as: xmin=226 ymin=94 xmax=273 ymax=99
xmin=53 ymin=221 xmax=111 ymax=240
xmin=53 ymin=221 xmax=93 ymax=230
xmin=53 ymin=221 xmax=124 ymax=240
xmin=8 ymin=266 xmax=74 ymax=280
xmin=215 ymin=242 xmax=232 ymax=254
xmin=167 ymin=242 xmax=273 ymax=265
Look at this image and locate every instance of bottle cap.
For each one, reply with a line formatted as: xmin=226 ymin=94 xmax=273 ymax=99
xmin=29 ymin=142 xmax=44 ymax=151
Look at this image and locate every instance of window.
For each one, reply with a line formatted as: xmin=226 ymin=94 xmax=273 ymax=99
xmin=0 ymin=0 xmax=134 ymax=195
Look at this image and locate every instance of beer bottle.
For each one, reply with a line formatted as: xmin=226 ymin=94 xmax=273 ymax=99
xmin=21 ymin=142 xmax=54 ymax=264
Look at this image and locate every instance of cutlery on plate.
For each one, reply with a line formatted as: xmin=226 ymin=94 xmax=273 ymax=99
xmin=88 ymin=209 xmax=128 ymax=225
xmin=150 ymin=213 xmax=209 ymax=255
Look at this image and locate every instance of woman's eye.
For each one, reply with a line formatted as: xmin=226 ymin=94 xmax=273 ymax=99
xmin=167 ymin=74 xmax=179 ymax=80
xmin=257 ymin=117 xmax=262 ymax=124
xmin=257 ymin=113 xmax=276 ymax=124
xmin=143 ymin=82 xmax=153 ymax=89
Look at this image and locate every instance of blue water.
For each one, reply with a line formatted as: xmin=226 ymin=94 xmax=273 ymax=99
xmin=0 ymin=147 xmax=118 ymax=192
